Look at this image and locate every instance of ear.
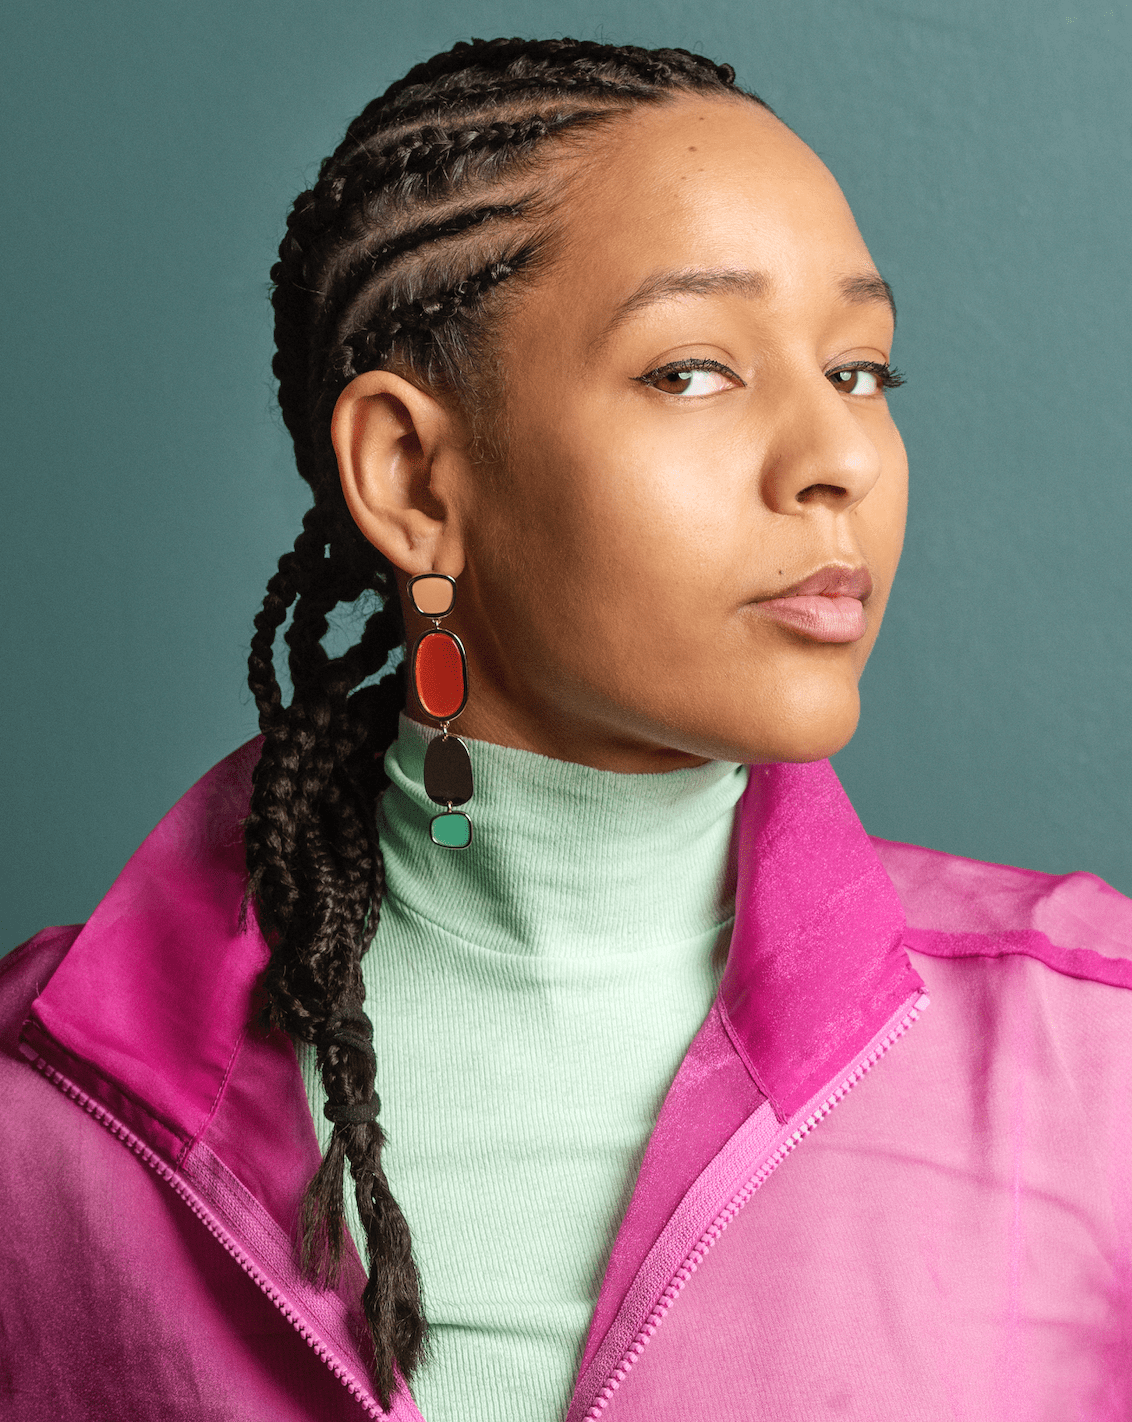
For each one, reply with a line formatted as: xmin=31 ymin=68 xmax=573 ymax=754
xmin=331 ymin=370 xmax=470 ymax=578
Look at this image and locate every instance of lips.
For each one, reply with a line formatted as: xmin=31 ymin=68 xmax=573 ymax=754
xmin=753 ymin=564 xmax=873 ymax=644
xmin=777 ymin=565 xmax=874 ymax=600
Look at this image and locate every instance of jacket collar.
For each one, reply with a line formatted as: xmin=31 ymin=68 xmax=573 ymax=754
xmin=23 ymin=739 xmax=271 ymax=1160
xmin=23 ymin=739 xmax=273 ymax=1159
xmin=723 ymin=758 xmax=921 ymax=1119
xmin=22 ymin=740 xmax=920 ymax=1176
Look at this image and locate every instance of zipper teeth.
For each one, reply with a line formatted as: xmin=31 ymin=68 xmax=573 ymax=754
xmin=26 ymin=1053 xmax=384 ymax=1420
xmin=583 ymin=997 xmax=927 ymax=1419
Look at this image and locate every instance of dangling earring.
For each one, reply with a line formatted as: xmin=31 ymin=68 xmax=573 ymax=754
xmin=407 ymin=573 xmax=473 ymax=849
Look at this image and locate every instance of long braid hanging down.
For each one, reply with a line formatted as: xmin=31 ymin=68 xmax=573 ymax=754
xmin=244 ymin=35 xmax=764 ymax=1406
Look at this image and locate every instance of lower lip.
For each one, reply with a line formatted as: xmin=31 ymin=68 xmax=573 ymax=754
xmin=755 ymin=595 xmax=867 ymax=643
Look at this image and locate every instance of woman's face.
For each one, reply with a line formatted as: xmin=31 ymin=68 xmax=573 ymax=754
xmin=394 ymin=95 xmax=908 ymax=771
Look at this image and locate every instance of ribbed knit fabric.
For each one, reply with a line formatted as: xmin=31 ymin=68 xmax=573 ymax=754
xmin=300 ymin=715 xmax=747 ymax=1421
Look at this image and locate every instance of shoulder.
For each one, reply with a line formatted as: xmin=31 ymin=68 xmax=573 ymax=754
xmin=871 ymin=841 xmax=1132 ymax=1161
xmin=872 ymin=835 xmax=1132 ymax=989
xmin=0 ymin=926 xmax=80 ymax=1047
xmin=2 ymin=737 xmax=262 ymax=999
xmin=0 ymin=736 xmax=267 ymax=1117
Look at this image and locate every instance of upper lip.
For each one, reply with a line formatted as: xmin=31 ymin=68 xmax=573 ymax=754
xmin=762 ymin=563 xmax=873 ymax=601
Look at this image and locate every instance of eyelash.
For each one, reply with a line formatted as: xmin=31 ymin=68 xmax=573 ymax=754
xmin=634 ymin=358 xmax=737 ymax=391
xmin=634 ymin=358 xmax=907 ymax=393
xmin=833 ymin=360 xmax=906 ymax=391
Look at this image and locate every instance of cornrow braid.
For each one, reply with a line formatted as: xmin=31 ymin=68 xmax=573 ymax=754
xmin=376 ymin=72 xmax=661 ymax=132
xmin=344 ymin=112 xmax=598 ymax=190
xmin=335 ymin=249 xmax=538 ymax=384
xmin=381 ymin=35 xmax=737 ymax=103
xmin=363 ymin=202 xmax=525 ymax=274
xmin=246 ymin=34 xmax=764 ymax=1407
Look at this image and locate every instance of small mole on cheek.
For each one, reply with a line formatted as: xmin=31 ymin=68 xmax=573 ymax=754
xmin=688 ymin=145 xmax=697 ymax=152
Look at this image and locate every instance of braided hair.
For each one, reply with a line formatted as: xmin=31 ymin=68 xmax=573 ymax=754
xmin=244 ymin=36 xmax=765 ymax=1405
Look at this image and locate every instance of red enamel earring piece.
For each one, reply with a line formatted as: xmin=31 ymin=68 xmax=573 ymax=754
xmin=408 ymin=573 xmax=473 ymax=849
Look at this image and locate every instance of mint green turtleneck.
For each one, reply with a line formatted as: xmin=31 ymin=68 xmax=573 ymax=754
xmin=300 ymin=716 xmax=746 ymax=1421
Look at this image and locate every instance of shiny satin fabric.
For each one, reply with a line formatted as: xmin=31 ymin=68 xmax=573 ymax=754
xmin=1 ymin=742 xmax=1130 ymax=1419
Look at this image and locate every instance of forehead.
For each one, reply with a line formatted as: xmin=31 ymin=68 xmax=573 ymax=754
xmin=545 ymin=94 xmax=876 ymax=321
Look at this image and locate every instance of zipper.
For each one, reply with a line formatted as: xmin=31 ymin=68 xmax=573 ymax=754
xmin=23 ymin=1046 xmax=391 ymax=1421
xmin=581 ymin=992 xmax=929 ymax=1419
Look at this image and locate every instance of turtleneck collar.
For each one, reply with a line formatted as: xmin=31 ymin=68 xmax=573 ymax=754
xmin=378 ymin=715 xmax=748 ymax=957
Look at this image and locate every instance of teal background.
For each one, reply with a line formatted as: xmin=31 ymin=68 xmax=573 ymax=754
xmin=2 ymin=0 xmax=1130 ymax=951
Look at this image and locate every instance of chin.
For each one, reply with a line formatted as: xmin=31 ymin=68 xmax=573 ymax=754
xmin=704 ymin=674 xmax=863 ymax=766
xmin=767 ymin=711 xmax=861 ymax=765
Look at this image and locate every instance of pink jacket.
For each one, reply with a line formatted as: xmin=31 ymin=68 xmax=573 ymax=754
xmin=2 ymin=741 xmax=1131 ymax=1420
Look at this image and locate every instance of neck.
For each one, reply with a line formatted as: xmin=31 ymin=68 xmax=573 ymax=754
xmin=379 ymin=715 xmax=748 ymax=957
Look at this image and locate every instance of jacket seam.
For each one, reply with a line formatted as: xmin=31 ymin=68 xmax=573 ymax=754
xmin=904 ymin=927 xmax=1132 ymax=992
xmin=181 ymin=1025 xmax=248 ymax=1167
xmin=716 ymin=997 xmax=782 ymax=1120
xmin=17 ymin=1014 xmax=194 ymax=1155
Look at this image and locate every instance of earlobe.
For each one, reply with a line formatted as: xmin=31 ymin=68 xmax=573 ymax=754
xmin=331 ymin=370 xmax=468 ymax=578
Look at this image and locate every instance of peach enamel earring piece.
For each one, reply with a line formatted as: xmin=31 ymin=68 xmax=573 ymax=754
xmin=408 ymin=573 xmax=473 ymax=848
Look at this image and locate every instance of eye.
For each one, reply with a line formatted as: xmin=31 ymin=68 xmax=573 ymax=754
xmin=635 ymin=359 xmax=741 ymax=398
xmin=827 ymin=362 xmax=905 ymax=397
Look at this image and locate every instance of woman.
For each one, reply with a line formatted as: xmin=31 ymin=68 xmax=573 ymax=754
xmin=2 ymin=36 xmax=1130 ymax=1422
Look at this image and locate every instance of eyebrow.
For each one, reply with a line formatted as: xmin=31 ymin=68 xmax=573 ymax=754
xmin=839 ymin=272 xmax=897 ymax=322
xmin=596 ymin=265 xmax=896 ymax=342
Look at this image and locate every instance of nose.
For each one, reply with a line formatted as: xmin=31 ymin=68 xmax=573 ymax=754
xmin=758 ymin=372 xmax=883 ymax=515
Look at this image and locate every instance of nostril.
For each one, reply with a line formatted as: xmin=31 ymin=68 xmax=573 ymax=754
xmin=797 ymin=483 xmax=850 ymax=503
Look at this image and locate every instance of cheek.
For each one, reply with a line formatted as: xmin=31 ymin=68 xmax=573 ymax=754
xmin=466 ymin=433 xmax=738 ymax=739
xmin=484 ymin=417 xmax=709 ymax=618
